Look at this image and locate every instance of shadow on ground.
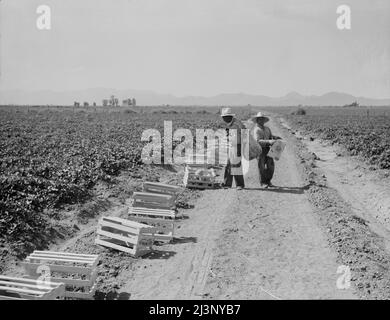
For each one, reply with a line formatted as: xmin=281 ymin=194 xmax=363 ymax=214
xmin=94 ymin=291 xmax=131 ymax=300
xmin=244 ymin=184 xmax=310 ymax=194
xmin=144 ymin=250 xmax=176 ymax=260
xmin=172 ymin=236 xmax=197 ymax=244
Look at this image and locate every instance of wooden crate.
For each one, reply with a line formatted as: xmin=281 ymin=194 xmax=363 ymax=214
xmin=183 ymin=167 xmax=216 ymax=181
xmin=22 ymin=251 xmax=99 ymax=300
xmin=95 ymin=216 xmax=156 ymax=257
xmin=184 ymin=179 xmax=220 ymax=190
xmin=0 ymin=276 xmax=65 ymax=300
xmin=184 ymin=166 xmax=216 ymax=174
xmin=128 ymin=207 xmax=175 ymax=243
xmin=143 ymin=182 xmax=181 ymax=198
xmin=183 ymin=165 xmax=221 ymax=190
xmin=132 ymin=192 xmax=176 ymax=210
xmin=128 ymin=206 xmax=177 ymax=219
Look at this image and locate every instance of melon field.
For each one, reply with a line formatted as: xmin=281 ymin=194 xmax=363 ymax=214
xmin=1 ymin=105 xmax=390 ymax=300
xmin=0 ymin=106 xmax=222 ymax=261
xmin=272 ymin=106 xmax=390 ymax=169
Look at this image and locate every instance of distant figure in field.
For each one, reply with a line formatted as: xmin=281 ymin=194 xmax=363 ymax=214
xmin=220 ymin=107 xmax=245 ymax=190
xmin=251 ymin=112 xmax=281 ymax=188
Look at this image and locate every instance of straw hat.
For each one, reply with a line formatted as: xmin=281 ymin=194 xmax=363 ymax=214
xmin=220 ymin=107 xmax=235 ymax=117
xmin=251 ymin=112 xmax=269 ymax=122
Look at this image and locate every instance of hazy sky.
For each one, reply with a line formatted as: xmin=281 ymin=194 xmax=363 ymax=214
xmin=0 ymin=0 xmax=389 ymax=98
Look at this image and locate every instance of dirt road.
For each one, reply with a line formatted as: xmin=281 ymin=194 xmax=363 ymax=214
xmin=5 ymin=113 xmax=388 ymax=299
xmin=121 ymin=118 xmax=356 ymax=299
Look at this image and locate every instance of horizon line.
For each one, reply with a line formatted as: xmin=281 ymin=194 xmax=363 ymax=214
xmin=1 ymin=88 xmax=390 ymax=100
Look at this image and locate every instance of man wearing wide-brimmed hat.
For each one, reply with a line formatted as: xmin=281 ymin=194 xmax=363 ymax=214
xmin=251 ymin=112 xmax=281 ymax=188
xmin=220 ymin=107 xmax=245 ymax=190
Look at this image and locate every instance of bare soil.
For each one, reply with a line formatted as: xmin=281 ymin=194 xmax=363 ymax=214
xmin=5 ymin=114 xmax=390 ymax=299
xmin=279 ymin=116 xmax=390 ymax=299
xmin=120 ymin=116 xmax=390 ymax=299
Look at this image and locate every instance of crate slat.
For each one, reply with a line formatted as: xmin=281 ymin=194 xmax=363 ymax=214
xmin=133 ymin=192 xmax=174 ymax=201
xmin=128 ymin=207 xmax=176 ymax=219
xmin=32 ymin=251 xmax=98 ymax=260
xmin=97 ymin=227 xmax=139 ymax=245
xmin=0 ymin=285 xmax=48 ymax=296
xmin=132 ymin=192 xmax=176 ymax=210
xmin=95 ymin=217 xmax=155 ymax=257
xmin=29 ymin=253 xmax=95 ymax=263
xmin=22 ymin=262 xmax=93 ymax=275
xmin=143 ymin=182 xmax=181 ymax=197
xmin=101 ymin=216 xmax=154 ymax=232
xmin=22 ymin=251 xmax=99 ymax=300
xmin=25 ymin=256 xmax=94 ymax=265
xmin=0 ymin=276 xmax=65 ymax=300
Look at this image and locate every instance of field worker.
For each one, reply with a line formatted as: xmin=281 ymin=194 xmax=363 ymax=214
xmin=220 ymin=107 xmax=245 ymax=190
xmin=251 ymin=112 xmax=281 ymax=188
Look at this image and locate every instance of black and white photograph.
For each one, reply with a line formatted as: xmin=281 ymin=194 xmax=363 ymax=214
xmin=0 ymin=0 xmax=389 ymax=307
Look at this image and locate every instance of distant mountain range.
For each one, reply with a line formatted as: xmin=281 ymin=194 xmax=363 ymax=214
xmin=1 ymin=88 xmax=389 ymax=106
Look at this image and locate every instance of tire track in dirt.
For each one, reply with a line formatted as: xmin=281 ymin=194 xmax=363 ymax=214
xmin=279 ymin=116 xmax=390 ymax=299
xmin=303 ymin=138 xmax=390 ymax=250
xmin=203 ymin=117 xmax=356 ymax=299
xmin=120 ymin=189 xmax=235 ymax=299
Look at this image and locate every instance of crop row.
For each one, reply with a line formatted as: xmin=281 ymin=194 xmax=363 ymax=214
xmin=0 ymin=109 xmax=221 ymax=256
xmin=286 ymin=109 xmax=390 ymax=169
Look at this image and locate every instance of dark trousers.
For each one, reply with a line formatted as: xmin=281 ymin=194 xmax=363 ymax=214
xmin=223 ymin=163 xmax=245 ymax=188
xmin=258 ymin=153 xmax=275 ymax=184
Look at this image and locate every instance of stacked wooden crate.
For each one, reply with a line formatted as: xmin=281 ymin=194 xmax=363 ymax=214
xmin=0 ymin=275 xmax=65 ymax=300
xmin=131 ymin=192 xmax=176 ymax=210
xmin=128 ymin=182 xmax=182 ymax=243
xmin=183 ymin=141 xmax=228 ymax=190
xmin=22 ymin=251 xmax=99 ymax=300
xmin=143 ymin=182 xmax=181 ymax=198
xmin=183 ymin=163 xmax=226 ymax=190
xmin=95 ymin=216 xmax=156 ymax=257
xmin=183 ymin=165 xmax=215 ymax=189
